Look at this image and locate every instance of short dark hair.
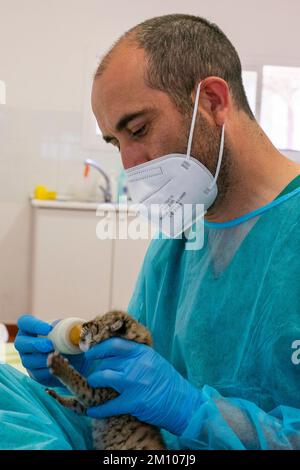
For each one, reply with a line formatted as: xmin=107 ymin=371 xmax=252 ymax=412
xmin=96 ymin=14 xmax=254 ymax=119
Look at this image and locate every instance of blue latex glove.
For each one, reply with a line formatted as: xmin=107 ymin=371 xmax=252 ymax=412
xmin=15 ymin=314 xmax=87 ymax=386
xmin=85 ymin=338 xmax=204 ymax=436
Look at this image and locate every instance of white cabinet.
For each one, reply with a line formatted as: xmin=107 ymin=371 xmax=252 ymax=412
xmin=30 ymin=200 xmax=151 ymax=321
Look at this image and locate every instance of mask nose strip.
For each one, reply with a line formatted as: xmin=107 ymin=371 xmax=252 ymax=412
xmin=127 ymin=166 xmax=163 ymax=182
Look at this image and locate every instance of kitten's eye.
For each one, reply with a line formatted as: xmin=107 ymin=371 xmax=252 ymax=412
xmin=110 ymin=319 xmax=125 ymax=333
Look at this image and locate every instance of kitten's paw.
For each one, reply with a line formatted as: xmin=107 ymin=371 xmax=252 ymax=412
xmin=47 ymin=351 xmax=69 ymax=375
xmin=45 ymin=388 xmax=58 ymax=399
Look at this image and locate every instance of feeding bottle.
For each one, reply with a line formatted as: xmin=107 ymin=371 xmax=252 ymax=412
xmin=47 ymin=317 xmax=85 ymax=355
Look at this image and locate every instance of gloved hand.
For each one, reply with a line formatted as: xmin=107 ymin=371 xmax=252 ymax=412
xmin=15 ymin=315 xmax=87 ymax=386
xmin=85 ymin=338 xmax=204 ymax=436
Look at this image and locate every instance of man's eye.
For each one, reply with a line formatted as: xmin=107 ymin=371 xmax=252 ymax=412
xmin=131 ymin=125 xmax=146 ymax=138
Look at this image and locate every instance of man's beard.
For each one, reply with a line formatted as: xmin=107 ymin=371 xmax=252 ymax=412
xmin=176 ymin=110 xmax=232 ymax=206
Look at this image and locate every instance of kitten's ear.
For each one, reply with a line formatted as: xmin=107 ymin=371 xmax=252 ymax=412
xmin=110 ymin=319 xmax=125 ymax=333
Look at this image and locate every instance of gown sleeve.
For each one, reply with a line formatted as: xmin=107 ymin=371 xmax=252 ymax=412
xmin=178 ymin=384 xmax=300 ymax=449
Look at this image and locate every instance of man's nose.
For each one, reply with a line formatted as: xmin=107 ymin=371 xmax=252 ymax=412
xmin=120 ymin=143 xmax=152 ymax=169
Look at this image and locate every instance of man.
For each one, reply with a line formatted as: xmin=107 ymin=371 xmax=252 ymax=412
xmin=13 ymin=14 xmax=300 ymax=449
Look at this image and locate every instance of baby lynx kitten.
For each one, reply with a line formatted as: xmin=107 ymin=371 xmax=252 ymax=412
xmin=46 ymin=310 xmax=166 ymax=450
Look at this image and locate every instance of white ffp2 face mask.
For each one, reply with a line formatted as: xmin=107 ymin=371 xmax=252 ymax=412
xmin=125 ymin=82 xmax=225 ymax=237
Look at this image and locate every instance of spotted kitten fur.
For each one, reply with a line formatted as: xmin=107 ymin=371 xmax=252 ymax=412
xmin=46 ymin=310 xmax=166 ymax=450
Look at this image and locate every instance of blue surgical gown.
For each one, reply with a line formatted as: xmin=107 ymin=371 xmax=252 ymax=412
xmin=2 ymin=177 xmax=300 ymax=449
xmin=0 ymin=364 xmax=93 ymax=449
xmin=127 ymin=176 xmax=300 ymax=449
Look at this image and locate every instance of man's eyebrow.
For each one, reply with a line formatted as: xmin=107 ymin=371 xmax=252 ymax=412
xmin=102 ymin=108 xmax=153 ymax=143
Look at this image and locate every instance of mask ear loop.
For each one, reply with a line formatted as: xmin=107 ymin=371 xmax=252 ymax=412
xmin=186 ymin=81 xmax=225 ymax=191
xmin=207 ymin=123 xmax=225 ymax=191
xmin=186 ymin=82 xmax=201 ymax=159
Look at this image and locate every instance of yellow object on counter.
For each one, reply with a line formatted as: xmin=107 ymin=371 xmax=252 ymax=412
xmin=34 ymin=185 xmax=57 ymax=200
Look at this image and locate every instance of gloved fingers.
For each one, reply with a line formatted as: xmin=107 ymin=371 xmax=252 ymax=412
xmin=85 ymin=337 xmax=138 ymax=360
xmin=89 ymin=357 xmax=124 ymax=373
xmin=87 ymin=369 xmax=124 ymax=393
xmin=63 ymin=352 xmax=84 ymax=363
xmin=17 ymin=315 xmax=52 ymax=336
xmin=87 ymin=395 xmax=130 ymax=419
xmin=63 ymin=353 xmax=85 ymax=374
xmin=30 ymin=367 xmax=55 ymax=384
xmin=14 ymin=334 xmax=53 ymax=354
xmin=20 ymin=353 xmax=49 ymax=370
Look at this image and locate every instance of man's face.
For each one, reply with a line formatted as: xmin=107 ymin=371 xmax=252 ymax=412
xmin=91 ymin=44 xmax=223 ymax=178
xmin=92 ymin=45 xmax=189 ymax=169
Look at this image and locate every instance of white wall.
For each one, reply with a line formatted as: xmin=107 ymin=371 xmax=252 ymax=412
xmin=1 ymin=0 xmax=300 ymax=322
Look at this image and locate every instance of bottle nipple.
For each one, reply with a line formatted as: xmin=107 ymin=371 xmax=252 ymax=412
xmin=69 ymin=324 xmax=82 ymax=346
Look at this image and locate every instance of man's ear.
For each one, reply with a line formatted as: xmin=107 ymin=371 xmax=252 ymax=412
xmin=193 ymin=77 xmax=229 ymax=125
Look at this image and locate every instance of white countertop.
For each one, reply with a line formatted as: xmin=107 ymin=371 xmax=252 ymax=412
xmin=30 ymin=198 xmax=137 ymax=213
